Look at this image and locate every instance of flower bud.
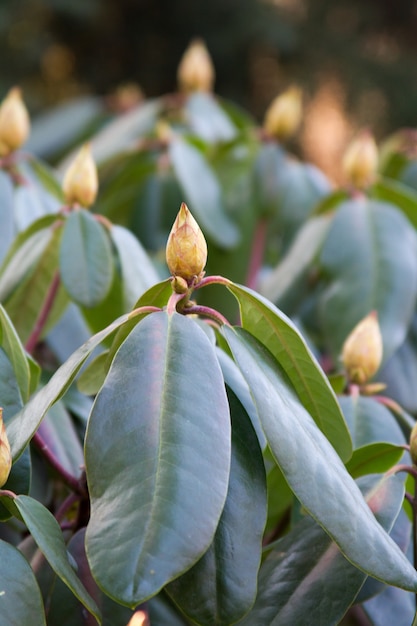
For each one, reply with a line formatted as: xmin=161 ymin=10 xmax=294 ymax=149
xmin=263 ymin=86 xmax=303 ymax=141
xmin=342 ymin=130 xmax=379 ymax=189
xmin=0 ymin=409 xmax=12 ymax=488
xmin=166 ymin=203 xmax=207 ymax=283
xmin=0 ymin=87 xmax=30 ymax=156
xmin=410 ymin=421 xmax=417 ymax=466
xmin=127 ymin=611 xmax=148 ymax=626
xmin=62 ymin=143 xmax=98 ymax=207
xmin=177 ymin=39 xmax=215 ymax=93
xmin=341 ymin=311 xmax=383 ymax=385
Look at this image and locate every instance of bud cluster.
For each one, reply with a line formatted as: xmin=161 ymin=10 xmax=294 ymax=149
xmin=0 ymin=408 xmax=11 ymax=488
xmin=263 ymin=86 xmax=303 ymax=142
xmin=62 ymin=144 xmax=98 ymax=208
xmin=0 ymin=87 xmax=30 ymax=157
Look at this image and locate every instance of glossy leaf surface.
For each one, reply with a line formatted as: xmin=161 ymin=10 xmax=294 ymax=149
xmin=169 ymin=137 xmax=239 ymax=248
xmin=319 ymin=198 xmax=417 ymax=360
xmin=60 ymin=210 xmax=114 ymax=307
xmin=85 ymin=311 xmax=231 ymax=606
xmin=227 ymin=282 xmax=351 ymax=461
xmin=223 ymin=326 xmax=417 ymax=590
xmin=166 ymin=388 xmax=266 ymax=625
xmin=238 ymin=473 xmax=405 ymax=626
xmin=0 ymin=539 xmax=46 ymax=626
xmin=7 ymin=309 xmax=144 ymax=460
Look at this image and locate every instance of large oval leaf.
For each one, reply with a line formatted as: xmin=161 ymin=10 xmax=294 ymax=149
xmin=339 ymin=395 xmax=406 ymax=448
xmin=319 ymin=198 xmax=417 ymax=360
xmin=186 ymin=93 xmax=237 ymax=143
xmin=223 ymin=326 xmax=417 ymax=591
xmin=0 ymin=539 xmax=46 ymax=625
xmin=166 ymin=387 xmax=266 ymax=625
xmin=169 ymin=137 xmax=239 ymax=248
xmin=60 ymin=210 xmax=114 ymax=307
xmin=238 ymin=473 xmax=405 ymax=626
xmin=227 ymin=282 xmax=351 ymax=461
xmin=85 ymin=311 xmax=231 ymax=606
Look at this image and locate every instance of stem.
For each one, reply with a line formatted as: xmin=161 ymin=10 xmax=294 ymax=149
xmin=32 ymin=432 xmax=86 ymax=496
xmin=128 ymin=305 xmax=164 ymax=319
xmin=54 ymin=492 xmax=80 ymax=523
xmin=386 ymin=463 xmax=417 ymax=480
xmin=182 ymin=305 xmax=231 ymax=326
xmin=166 ymin=292 xmax=187 ymax=315
xmin=246 ymin=217 xmax=267 ymax=290
xmin=25 ymin=271 xmax=61 ymax=354
xmin=194 ymin=275 xmax=231 ymax=290
xmin=0 ymin=489 xmax=16 ymax=499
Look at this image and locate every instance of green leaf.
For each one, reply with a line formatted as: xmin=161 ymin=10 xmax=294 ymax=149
xmin=216 ymin=348 xmax=266 ymax=449
xmin=40 ymin=402 xmax=84 ymax=477
xmin=186 ymin=93 xmax=237 ymax=143
xmin=47 ymin=529 xmax=135 ymax=626
xmin=260 ymin=215 xmax=331 ymax=304
xmin=4 ymin=224 xmax=68 ymax=344
xmin=339 ymin=395 xmax=406 ymax=448
xmin=169 ymin=137 xmax=239 ymax=248
xmin=239 ymin=473 xmax=405 ymax=626
xmin=0 ymin=303 xmax=30 ymax=401
xmin=345 ymin=442 xmax=404 ymax=478
xmin=371 ymin=178 xmax=417 ymax=230
xmin=227 ymin=282 xmax=352 ymax=461
xmin=319 ymin=198 xmax=417 ymax=360
xmin=0 ymin=170 xmax=14 ymax=264
xmin=4 ymin=495 xmax=101 ymax=624
xmin=85 ymin=311 xmax=231 ymax=606
xmin=7 ymin=308 xmax=145 ymax=460
xmin=110 ymin=224 xmax=159 ymax=309
xmin=0 ymin=539 xmax=46 ymax=625
xmin=223 ymin=326 xmax=417 ymax=590
xmin=0 ymin=214 xmax=57 ymax=302
xmin=60 ymin=210 xmax=114 ymax=307
xmin=14 ymin=184 xmax=60 ymax=232
xmin=166 ymin=388 xmax=266 ymax=625
xmin=76 ymin=350 xmax=110 ymax=396
xmin=106 ymin=278 xmax=172 ymax=365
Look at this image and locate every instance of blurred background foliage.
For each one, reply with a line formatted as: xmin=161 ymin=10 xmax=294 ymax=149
xmin=2 ymin=0 xmax=417 ymax=180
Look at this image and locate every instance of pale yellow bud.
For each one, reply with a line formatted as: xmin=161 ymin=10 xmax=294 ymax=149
xmin=341 ymin=311 xmax=383 ymax=385
xmin=0 ymin=87 xmax=30 ymax=156
xmin=0 ymin=408 xmax=12 ymax=488
xmin=263 ymin=86 xmax=303 ymax=141
xmin=166 ymin=203 xmax=207 ymax=283
xmin=127 ymin=611 xmax=148 ymax=626
xmin=342 ymin=130 xmax=379 ymax=189
xmin=62 ymin=144 xmax=98 ymax=207
xmin=177 ymin=39 xmax=215 ymax=93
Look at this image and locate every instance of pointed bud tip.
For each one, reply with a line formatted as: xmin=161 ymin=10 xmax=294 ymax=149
xmin=341 ymin=311 xmax=383 ymax=385
xmin=177 ymin=39 xmax=215 ymax=93
xmin=62 ymin=143 xmax=98 ymax=207
xmin=166 ymin=203 xmax=207 ymax=283
xmin=0 ymin=86 xmax=30 ymax=156
xmin=263 ymin=86 xmax=303 ymax=141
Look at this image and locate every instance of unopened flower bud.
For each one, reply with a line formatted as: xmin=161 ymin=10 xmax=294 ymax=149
xmin=263 ymin=86 xmax=303 ymax=141
xmin=0 ymin=409 xmax=12 ymax=488
xmin=410 ymin=421 xmax=417 ymax=466
xmin=172 ymin=275 xmax=189 ymax=294
xmin=177 ymin=39 xmax=215 ymax=93
xmin=127 ymin=611 xmax=148 ymax=626
xmin=342 ymin=130 xmax=379 ymax=189
xmin=341 ymin=311 xmax=383 ymax=385
xmin=0 ymin=87 xmax=30 ymax=156
xmin=62 ymin=144 xmax=98 ymax=207
xmin=166 ymin=203 xmax=207 ymax=283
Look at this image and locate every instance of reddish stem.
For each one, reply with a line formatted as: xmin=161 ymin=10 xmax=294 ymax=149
xmin=182 ymin=305 xmax=230 ymax=326
xmin=25 ymin=271 xmax=61 ymax=354
xmin=246 ymin=218 xmax=267 ymax=290
xmin=194 ymin=275 xmax=231 ymax=290
xmin=33 ymin=432 xmax=86 ymax=496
